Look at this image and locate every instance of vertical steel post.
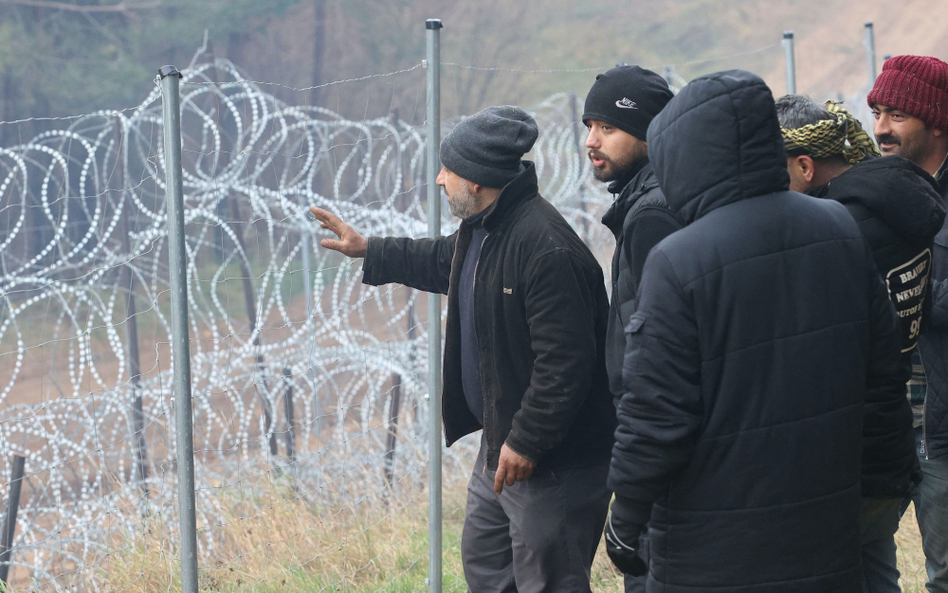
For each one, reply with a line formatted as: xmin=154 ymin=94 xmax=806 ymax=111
xmin=116 ymin=122 xmax=150 ymax=501
xmin=865 ymin=22 xmax=877 ymax=85
xmin=384 ymin=371 xmax=402 ymax=494
xmin=0 ymin=455 xmax=25 ymax=587
xmin=783 ymin=31 xmax=796 ymax=94
xmin=300 ymin=232 xmax=321 ymax=439
xmin=282 ymin=367 xmax=296 ymax=462
xmin=158 ymin=65 xmax=199 ymax=593
xmin=425 ymin=17 xmax=443 ymax=593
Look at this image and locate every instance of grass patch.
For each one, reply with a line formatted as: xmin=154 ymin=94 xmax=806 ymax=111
xmin=91 ymin=480 xmax=928 ymax=592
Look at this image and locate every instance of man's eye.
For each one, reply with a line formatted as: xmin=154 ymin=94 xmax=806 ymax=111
xmin=601 ymin=125 xmax=613 ymax=132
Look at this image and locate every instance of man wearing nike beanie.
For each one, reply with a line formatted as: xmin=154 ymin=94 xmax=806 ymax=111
xmin=583 ymin=65 xmax=677 ymax=593
xmin=870 ymin=55 xmax=948 ymax=593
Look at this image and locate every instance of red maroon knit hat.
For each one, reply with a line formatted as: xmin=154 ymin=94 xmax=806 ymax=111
xmin=868 ymin=55 xmax=948 ymax=131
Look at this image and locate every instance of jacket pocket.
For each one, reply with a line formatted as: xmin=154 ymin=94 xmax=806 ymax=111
xmin=625 ymin=313 xmax=646 ymax=334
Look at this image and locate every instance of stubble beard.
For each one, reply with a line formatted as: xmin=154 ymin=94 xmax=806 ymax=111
xmin=448 ymin=182 xmax=480 ymax=220
xmin=876 ymin=130 xmax=931 ymax=168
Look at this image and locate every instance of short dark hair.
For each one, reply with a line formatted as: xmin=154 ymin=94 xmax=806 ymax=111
xmin=775 ymin=95 xmax=848 ymax=164
xmin=775 ymin=94 xmax=835 ymax=130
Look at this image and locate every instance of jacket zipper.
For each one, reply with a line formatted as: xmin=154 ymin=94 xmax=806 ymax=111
xmin=917 ymin=346 xmax=930 ymax=459
xmin=472 ymin=232 xmax=489 ymax=435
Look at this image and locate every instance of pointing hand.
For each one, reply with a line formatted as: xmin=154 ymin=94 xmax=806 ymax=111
xmin=310 ymin=206 xmax=368 ymax=258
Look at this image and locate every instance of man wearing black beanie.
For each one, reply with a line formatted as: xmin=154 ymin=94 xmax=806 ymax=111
xmin=312 ymin=105 xmax=615 ymax=592
xmin=583 ymin=65 xmax=677 ymax=593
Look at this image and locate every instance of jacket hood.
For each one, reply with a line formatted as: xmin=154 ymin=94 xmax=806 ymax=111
xmin=811 ymin=156 xmax=946 ymax=241
xmin=646 ymin=70 xmax=790 ymax=224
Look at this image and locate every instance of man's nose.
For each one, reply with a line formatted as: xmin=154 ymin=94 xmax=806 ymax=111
xmin=874 ymin=114 xmax=890 ymax=138
xmin=584 ymin=129 xmax=598 ymax=149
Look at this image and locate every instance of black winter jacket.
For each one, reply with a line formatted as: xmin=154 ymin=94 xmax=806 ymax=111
xmin=809 ymin=156 xmax=944 ymax=496
xmin=608 ymin=70 xmax=904 ymax=593
xmin=601 ymin=159 xmax=682 ymax=400
xmin=363 ymin=162 xmax=614 ymax=471
xmin=919 ymin=170 xmax=948 ymax=459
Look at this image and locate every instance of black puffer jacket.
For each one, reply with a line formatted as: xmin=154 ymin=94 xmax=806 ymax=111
xmin=363 ymin=162 xmax=614 ymax=471
xmin=809 ymin=156 xmax=944 ymax=496
xmin=601 ymin=159 xmax=682 ymax=400
xmin=809 ymin=156 xmax=944 ymax=359
xmin=608 ymin=70 xmax=904 ymax=593
xmin=919 ymin=171 xmax=948 ymax=460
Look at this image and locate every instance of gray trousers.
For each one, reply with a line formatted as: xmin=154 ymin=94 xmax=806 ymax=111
xmin=461 ymin=440 xmax=610 ymax=593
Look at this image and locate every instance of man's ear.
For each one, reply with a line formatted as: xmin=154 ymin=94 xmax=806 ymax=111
xmin=797 ymin=155 xmax=816 ymax=183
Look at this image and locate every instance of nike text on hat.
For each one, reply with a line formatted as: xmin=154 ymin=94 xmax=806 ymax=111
xmin=582 ymin=65 xmax=674 ymax=141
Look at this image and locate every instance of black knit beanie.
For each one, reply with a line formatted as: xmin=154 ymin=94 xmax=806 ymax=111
xmin=439 ymin=105 xmax=539 ymax=189
xmin=582 ymin=66 xmax=674 ymax=141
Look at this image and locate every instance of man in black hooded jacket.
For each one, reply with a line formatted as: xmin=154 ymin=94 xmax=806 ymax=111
xmin=777 ymin=93 xmax=945 ymax=593
xmin=605 ymin=70 xmax=906 ymax=593
xmin=582 ymin=64 xmax=677 ymax=593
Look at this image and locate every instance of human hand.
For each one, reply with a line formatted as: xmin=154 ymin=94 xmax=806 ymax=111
xmin=310 ymin=206 xmax=368 ymax=258
xmin=494 ymin=444 xmax=536 ymax=494
xmin=604 ymin=512 xmax=646 ymax=577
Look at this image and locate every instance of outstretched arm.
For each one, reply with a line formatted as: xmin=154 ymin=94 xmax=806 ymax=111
xmin=311 ymin=205 xmax=455 ymax=294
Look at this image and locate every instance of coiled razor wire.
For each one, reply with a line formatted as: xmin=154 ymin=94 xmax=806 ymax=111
xmin=0 ymin=59 xmax=614 ymax=589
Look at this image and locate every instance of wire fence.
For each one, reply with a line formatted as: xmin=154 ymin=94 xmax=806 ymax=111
xmin=0 ymin=29 xmax=881 ymax=591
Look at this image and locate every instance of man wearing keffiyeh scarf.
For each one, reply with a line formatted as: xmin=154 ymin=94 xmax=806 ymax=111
xmin=779 ymin=97 xmax=881 ymax=191
xmin=777 ymin=93 xmax=946 ymax=593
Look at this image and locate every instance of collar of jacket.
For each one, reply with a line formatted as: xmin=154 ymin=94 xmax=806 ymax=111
xmin=606 ymin=156 xmax=650 ymax=196
xmin=470 ymin=160 xmax=539 ymax=232
xmin=601 ymin=158 xmax=656 ymax=237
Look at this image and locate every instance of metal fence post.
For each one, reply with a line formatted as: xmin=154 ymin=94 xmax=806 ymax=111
xmin=300 ymin=232 xmax=321 ymax=440
xmin=425 ymin=17 xmax=443 ymax=593
xmin=783 ymin=31 xmax=796 ymax=94
xmin=158 ymin=64 xmax=199 ymax=593
xmin=282 ymin=367 xmax=296 ymax=463
xmin=384 ymin=370 xmax=402 ymax=495
xmin=864 ymin=22 xmax=877 ymax=85
xmin=0 ymin=455 xmax=25 ymax=588
xmin=226 ymin=194 xmax=278 ymax=457
xmin=116 ymin=121 xmax=150 ymax=501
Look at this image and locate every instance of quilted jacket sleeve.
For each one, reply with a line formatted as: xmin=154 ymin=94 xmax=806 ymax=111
xmin=608 ymin=248 xmax=703 ymax=525
xmin=362 ymin=232 xmax=457 ymax=294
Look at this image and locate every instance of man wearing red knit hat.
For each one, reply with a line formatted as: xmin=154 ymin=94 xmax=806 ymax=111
xmin=869 ymin=55 xmax=948 ymax=593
